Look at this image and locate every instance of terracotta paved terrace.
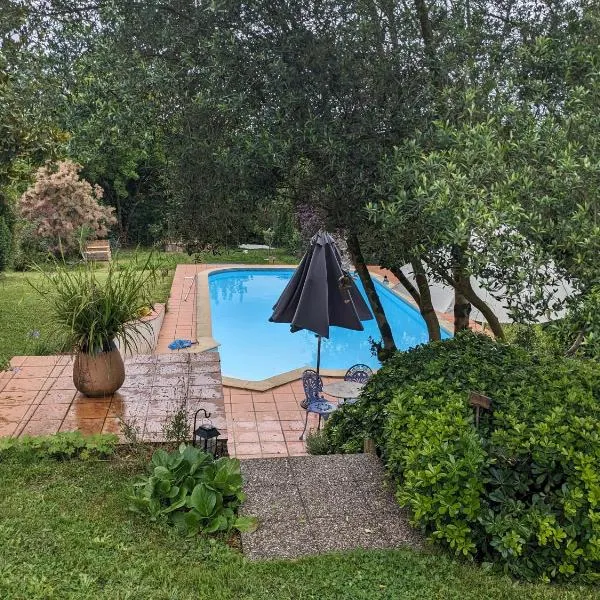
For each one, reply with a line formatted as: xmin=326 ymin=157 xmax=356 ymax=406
xmin=155 ymin=263 xmax=210 ymax=354
xmin=224 ymin=379 xmax=333 ymax=459
xmin=0 ymin=350 xmax=329 ymax=459
xmin=0 ymin=352 xmax=226 ymax=443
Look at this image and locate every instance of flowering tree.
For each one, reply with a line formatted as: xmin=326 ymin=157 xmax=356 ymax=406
xmin=19 ymin=160 xmax=115 ymax=256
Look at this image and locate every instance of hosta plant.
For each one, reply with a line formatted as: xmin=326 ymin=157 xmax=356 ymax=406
xmin=128 ymin=444 xmax=257 ymax=536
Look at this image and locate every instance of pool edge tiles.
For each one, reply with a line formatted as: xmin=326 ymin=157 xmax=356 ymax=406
xmin=197 ymin=266 xmax=452 ymax=390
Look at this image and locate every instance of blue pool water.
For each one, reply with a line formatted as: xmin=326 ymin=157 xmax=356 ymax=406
xmin=209 ymin=268 xmax=450 ymax=380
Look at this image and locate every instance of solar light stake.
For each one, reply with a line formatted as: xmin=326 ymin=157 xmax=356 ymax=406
xmin=469 ymin=391 xmax=492 ymax=428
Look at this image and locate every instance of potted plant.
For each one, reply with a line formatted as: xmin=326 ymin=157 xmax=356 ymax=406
xmin=33 ymin=254 xmax=159 ymax=397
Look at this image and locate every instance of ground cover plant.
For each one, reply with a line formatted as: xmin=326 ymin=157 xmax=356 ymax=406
xmin=325 ymin=333 xmax=600 ymax=582
xmin=0 ymin=431 xmax=118 ymax=460
xmin=129 ymin=444 xmax=257 ymax=535
xmin=0 ymin=441 xmax=597 ymax=600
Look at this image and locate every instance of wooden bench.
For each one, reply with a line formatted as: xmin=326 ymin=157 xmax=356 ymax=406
xmin=83 ymin=240 xmax=111 ymax=262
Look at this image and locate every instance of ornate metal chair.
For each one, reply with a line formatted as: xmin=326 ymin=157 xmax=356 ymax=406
xmin=344 ymin=363 xmax=373 ymax=383
xmin=340 ymin=363 xmax=373 ymax=404
xmin=299 ymin=369 xmax=336 ymax=440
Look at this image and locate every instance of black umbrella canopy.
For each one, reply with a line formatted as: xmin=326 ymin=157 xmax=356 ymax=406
xmin=269 ymin=231 xmax=373 ymax=338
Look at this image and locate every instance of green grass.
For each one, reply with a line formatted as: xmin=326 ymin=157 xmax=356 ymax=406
xmin=122 ymin=246 xmax=298 ymax=266
xmin=0 ymin=454 xmax=596 ymax=599
xmin=0 ymin=248 xmax=297 ymax=362
xmin=0 ymin=271 xmax=58 ymax=360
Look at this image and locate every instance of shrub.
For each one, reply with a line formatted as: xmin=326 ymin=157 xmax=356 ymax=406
xmin=385 ymin=390 xmax=488 ymax=558
xmin=504 ymin=323 xmax=564 ymax=360
xmin=18 ymin=160 xmax=116 ymax=257
xmin=324 ymin=333 xmax=600 ymax=581
xmin=128 ymin=444 xmax=257 ymax=536
xmin=11 ymin=219 xmax=52 ymax=271
xmin=0 ymin=215 xmax=11 ymax=271
xmin=0 ymin=432 xmax=118 ymax=461
xmin=305 ymin=429 xmax=331 ymax=455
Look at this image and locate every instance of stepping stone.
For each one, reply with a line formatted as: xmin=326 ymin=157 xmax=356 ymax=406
xmin=239 ymin=454 xmax=423 ymax=560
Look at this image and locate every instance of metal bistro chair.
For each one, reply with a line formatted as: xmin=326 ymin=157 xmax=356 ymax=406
xmin=341 ymin=363 xmax=373 ymax=405
xmin=299 ymin=369 xmax=336 ymax=440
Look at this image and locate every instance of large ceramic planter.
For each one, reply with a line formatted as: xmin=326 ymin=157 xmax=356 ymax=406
xmin=73 ymin=344 xmax=125 ymax=397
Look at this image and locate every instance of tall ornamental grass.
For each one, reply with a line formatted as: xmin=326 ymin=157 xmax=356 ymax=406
xmin=31 ymin=254 xmax=160 ymax=354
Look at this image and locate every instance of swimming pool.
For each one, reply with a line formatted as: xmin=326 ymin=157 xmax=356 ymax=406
xmin=209 ymin=268 xmax=450 ymax=381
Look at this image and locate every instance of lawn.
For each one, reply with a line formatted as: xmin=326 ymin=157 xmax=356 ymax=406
xmin=0 ymin=247 xmax=297 ymax=363
xmin=0 ymin=453 xmax=596 ymax=600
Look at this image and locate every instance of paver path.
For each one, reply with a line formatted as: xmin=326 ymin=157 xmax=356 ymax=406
xmin=239 ymin=454 xmax=423 ymax=559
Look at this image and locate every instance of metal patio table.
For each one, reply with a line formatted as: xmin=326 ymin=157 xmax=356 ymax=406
xmin=322 ymin=381 xmax=365 ymax=399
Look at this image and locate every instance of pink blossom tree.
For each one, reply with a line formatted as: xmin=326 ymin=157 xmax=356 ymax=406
xmin=19 ymin=160 xmax=116 ymax=256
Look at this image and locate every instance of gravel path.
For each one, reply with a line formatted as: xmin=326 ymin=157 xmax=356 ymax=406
xmin=239 ymin=454 xmax=423 ymax=560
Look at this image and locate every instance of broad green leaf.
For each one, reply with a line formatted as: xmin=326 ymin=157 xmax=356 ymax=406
xmin=156 ymin=478 xmax=171 ymax=495
xmin=167 ymin=485 xmax=181 ymax=499
xmin=162 ymin=488 xmax=188 ymax=513
xmin=180 ymin=444 xmax=206 ymax=466
xmin=234 ymin=515 xmax=259 ymax=533
xmin=153 ymin=466 xmax=173 ymax=480
xmin=188 ymin=483 xmax=218 ymax=518
xmin=151 ymin=449 xmax=170 ymax=468
xmin=212 ymin=459 xmax=243 ymax=494
xmin=167 ymin=454 xmax=184 ymax=471
xmin=172 ymin=510 xmax=200 ymax=536
xmin=203 ymin=514 xmax=229 ymax=534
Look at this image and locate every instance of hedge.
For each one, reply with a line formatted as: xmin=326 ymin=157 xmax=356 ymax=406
xmin=324 ymin=333 xmax=600 ymax=582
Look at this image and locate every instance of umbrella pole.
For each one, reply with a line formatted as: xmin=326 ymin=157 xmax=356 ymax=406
xmin=316 ymin=335 xmax=322 ymax=376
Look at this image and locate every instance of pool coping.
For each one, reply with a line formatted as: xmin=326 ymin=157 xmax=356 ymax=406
xmin=196 ymin=265 xmax=452 ymax=391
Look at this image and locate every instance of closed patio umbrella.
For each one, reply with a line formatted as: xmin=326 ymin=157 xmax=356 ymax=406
xmin=269 ymin=230 xmax=373 ymax=374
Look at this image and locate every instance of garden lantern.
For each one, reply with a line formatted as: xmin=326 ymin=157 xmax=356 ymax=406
xmin=192 ymin=408 xmax=221 ymax=457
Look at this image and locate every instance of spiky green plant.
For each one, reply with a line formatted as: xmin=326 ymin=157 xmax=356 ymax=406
xmin=31 ymin=254 xmax=160 ymax=354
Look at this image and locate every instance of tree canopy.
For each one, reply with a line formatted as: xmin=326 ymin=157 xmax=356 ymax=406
xmin=1 ymin=0 xmax=599 ymax=352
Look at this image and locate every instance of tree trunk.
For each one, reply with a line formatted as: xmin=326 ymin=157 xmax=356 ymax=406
xmin=347 ymin=234 xmax=397 ymax=360
xmin=414 ymin=0 xmax=434 ymax=51
xmin=411 ymin=259 xmax=441 ymax=341
xmin=414 ymin=0 xmax=442 ymax=88
xmin=459 ymin=279 xmax=505 ymax=340
xmin=390 ymin=263 xmax=441 ymax=342
xmin=439 ymin=271 xmax=505 ymax=339
xmin=451 ymin=247 xmax=471 ymax=333
xmin=388 ymin=266 xmax=421 ymax=305
xmin=453 ymin=284 xmax=471 ymax=333
xmin=565 ymin=331 xmax=585 ymax=357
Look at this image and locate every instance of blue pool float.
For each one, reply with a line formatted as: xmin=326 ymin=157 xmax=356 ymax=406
xmin=168 ymin=339 xmax=194 ymax=350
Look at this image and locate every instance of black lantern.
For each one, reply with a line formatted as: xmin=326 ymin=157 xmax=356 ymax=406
xmin=192 ymin=408 xmax=221 ymax=456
